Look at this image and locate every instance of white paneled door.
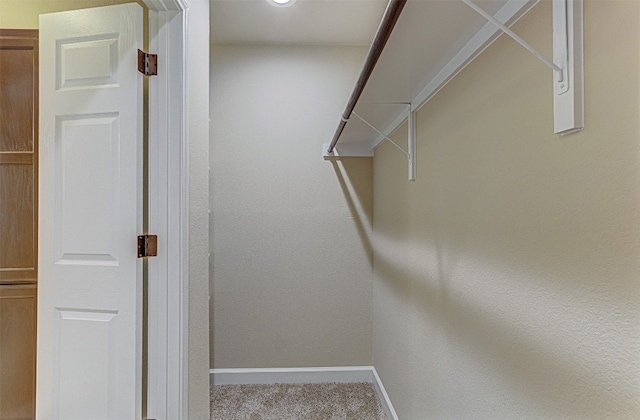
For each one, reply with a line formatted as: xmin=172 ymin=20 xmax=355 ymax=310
xmin=37 ymin=3 xmax=143 ymax=419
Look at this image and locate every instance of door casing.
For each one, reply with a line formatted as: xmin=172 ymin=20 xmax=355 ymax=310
xmin=141 ymin=1 xmax=189 ymax=418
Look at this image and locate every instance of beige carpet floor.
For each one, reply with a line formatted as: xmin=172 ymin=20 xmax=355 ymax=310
xmin=210 ymin=382 xmax=389 ymax=420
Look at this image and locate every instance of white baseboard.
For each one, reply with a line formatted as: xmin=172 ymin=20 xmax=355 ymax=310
xmin=210 ymin=366 xmax=398 ymax=420
xmin=369 ymin=367 xmax=399 ymax=420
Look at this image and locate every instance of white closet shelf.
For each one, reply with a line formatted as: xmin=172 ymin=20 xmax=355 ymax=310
xmin=325 ymin=0 xmax=584 ymax=181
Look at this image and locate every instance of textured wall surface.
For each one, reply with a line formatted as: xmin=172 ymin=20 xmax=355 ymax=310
xmin=372 ymin=1 xmax=640 ymax=418
xmin=0 ymin=0 xmax=145 ymax=28
xmin=210 ymin=45 xmax=373 ymax=369
xmin=188 ymin=0 xmax=211 ymax=417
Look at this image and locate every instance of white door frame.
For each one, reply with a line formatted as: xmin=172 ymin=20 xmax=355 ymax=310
xmin=142 ymin=1 xmax=189 ymax=418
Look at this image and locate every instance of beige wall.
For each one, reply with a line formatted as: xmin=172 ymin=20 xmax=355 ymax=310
xmin=209 ymin=44 xmax=373 ymax=368
xmin=372 ymin=1 xmax=640 ymax=418
xmin=0 ymin=0 xmax=143 ymax=28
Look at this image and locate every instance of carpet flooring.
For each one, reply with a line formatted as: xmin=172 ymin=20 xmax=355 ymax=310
xmin=210 ymin=382 xmax=389 ymax=420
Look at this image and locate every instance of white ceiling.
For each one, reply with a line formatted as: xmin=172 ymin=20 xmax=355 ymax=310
xmin=210 ymin=0 xmax=389 ymax=45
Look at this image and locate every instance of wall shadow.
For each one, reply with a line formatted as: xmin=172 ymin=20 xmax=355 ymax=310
xmin=330 ymin=158 xmax=373 ymax=266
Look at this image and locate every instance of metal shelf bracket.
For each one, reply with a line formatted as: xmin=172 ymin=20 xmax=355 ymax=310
xmin=463 ymin=0 xmax=584 ymax=134
xmin=323 ymin=103 xmax=417 ymax=181
xmin=353 ymin=104 xmax=416 ymax=181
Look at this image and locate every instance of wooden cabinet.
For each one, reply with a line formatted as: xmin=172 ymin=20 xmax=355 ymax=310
xmin=0 ymin=285 xmax=37 ymax=419
xmin=0 ymin=29 xmax=38 ymax=285
xmin=0 ymin=29 xmax=38 ymax=420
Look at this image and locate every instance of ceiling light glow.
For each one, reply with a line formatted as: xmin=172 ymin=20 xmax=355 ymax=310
xmin=267 ymin=0 xmax=297 ymax=7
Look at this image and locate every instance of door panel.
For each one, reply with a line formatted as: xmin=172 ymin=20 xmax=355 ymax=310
xmin=56 ymin=34 xmax=120 ymax=90
xmin=55 ymin=308 xmax=118 ymax=419
xmin=38 ymin=4 xmax=143 ymax=419
xmin=55 ymin=113 xmax=119 ymax=264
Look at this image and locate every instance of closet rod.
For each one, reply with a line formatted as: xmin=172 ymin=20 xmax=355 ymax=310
xmin=326 ymin=0 xmax=407 ymax=155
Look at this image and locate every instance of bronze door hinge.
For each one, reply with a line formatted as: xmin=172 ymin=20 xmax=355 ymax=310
xmin=138 ymin=234 xmax=158 ymax=258
xmin=138 ymin=50 xmax=158 ymax=76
